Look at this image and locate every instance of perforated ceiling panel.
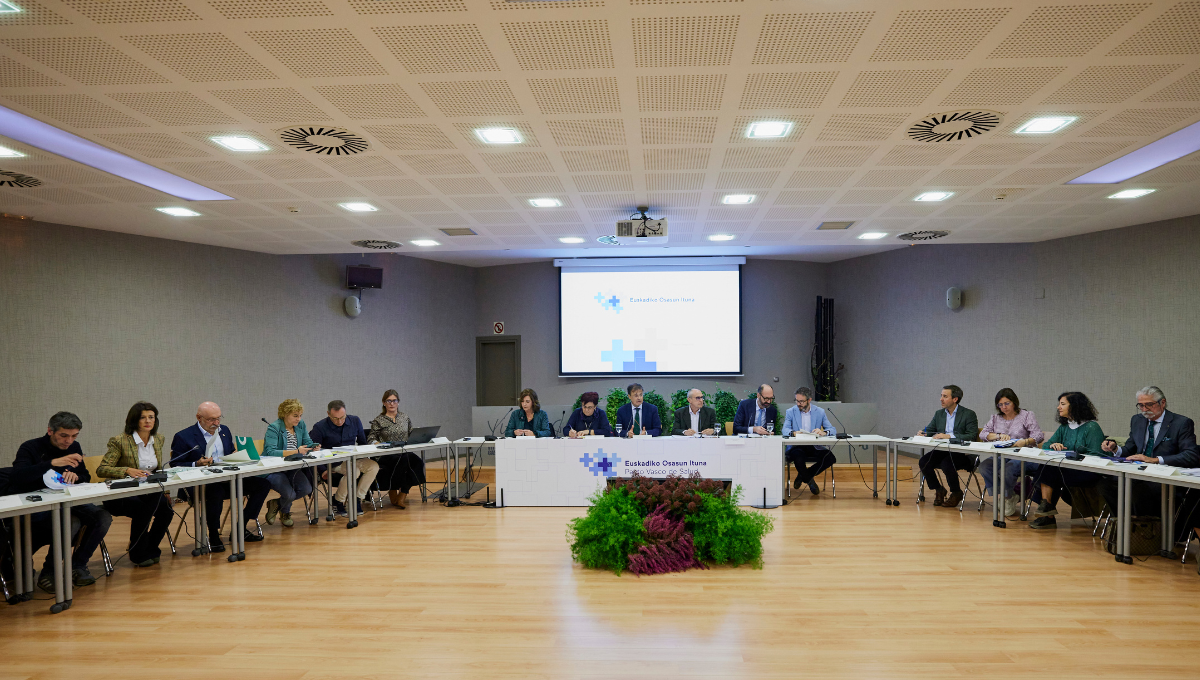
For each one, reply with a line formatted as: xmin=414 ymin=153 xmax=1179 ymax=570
xmin=631 ymin=16 xmax=739 ymax=68
xmin=122 ymin=33 xmax=277 ymax=82
xmin=989 ymin=4 xmax=1151 ymax=59
xmin=527 ymin=77 xmax=621 ymax=115
xmin=2 ymin=0 xmax=1197 ymax=260
xmin=502 ymin=20 xmax=614 ymax=71
xmin=372 ymin=25 xmax=500 ymax=74
xmin=753 ymin=13 xmax=875 ymax=64
xmin=870 ymin=8 xmax=1009 ymax=61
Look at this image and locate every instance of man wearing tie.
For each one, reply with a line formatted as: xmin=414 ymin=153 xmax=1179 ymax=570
xmin=616 ymin=383 xmax=662 ymax=437
xmin=170 ymin=401 xmax=272 ymax=551
xmin=732 ymin=384 xmax=777 ymax=435
xmin=782 ymin=387 xmax=837 ymax=495
xmin=1099 ymin=386 xmax=1198 ymax=519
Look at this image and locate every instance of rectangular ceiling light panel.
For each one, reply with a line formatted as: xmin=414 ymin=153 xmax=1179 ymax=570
xmin=1069 ymin=120 xmax=1200 ymax=184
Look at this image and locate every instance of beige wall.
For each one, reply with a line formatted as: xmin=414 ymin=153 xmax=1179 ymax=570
xmin=828 ymin=214 xmax=1200 ymax=439
xmin=0 ymin=218 xmax=478 ymax=464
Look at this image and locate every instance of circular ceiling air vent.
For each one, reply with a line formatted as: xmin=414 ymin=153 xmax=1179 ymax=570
xmin=279 ymin=126 xmax=369 ymax=155
xmin=898 ymin=230 xmax=950 ymax=241
xmin=596 ymin=235 xmax=620 ymax=245
xmin=351 ymin=239 xmax=401 ymax=250
xmin=0 ymin=170 xmax=42 ymax=188
xmin=907 ymin=111 xmax=1001 ymax=143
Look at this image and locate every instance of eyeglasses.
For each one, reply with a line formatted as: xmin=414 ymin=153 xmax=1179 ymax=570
xmin=759 ymin=396 xmax=775 ymax=403
xmin=384 ymin=398 xmax=399 ymax=403
xmin=1135 ymin=401 xmax=1162 ymax=411
xmin=200 ymin=416 xmax=222 ymax=423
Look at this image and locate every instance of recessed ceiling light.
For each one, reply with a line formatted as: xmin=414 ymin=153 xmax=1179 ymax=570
xmin=157 ymin=207 xmax=200 ymax=217
xmin=746 ymin=121 xmax=793 ymax=139
xmin=707 ymin=234 xmax=735 ymax=241
xmin=1014 ymin=116 xmax=1076 ymax=134
xmin=1070 ymin=119 xmax=1200 ymax=185
xmin=558 ymin=237 xmax=585 ymax=244
xmin=211 ymin=136 xmax=269 ymax=151
xmin=0 ymin=1 xmax=21 ymax=13
xmin=411 ymin=239 xmax=440 ymax=247
xmin=1108 ymin=189 xmax=1155 ymax=199
xmin=857 ymin=232 xmax=888 ymax=240
xmin=529 ymin=198 xmax=561 ymax=207
xmin=722 ymin=194 xmax=756 ymax=204
xmin=475 ymin=127 xmax=522 ymax=144
xmin=0 ymin=145 xmax=25 ymax=157
xmin=914 ymin=191 xmax=954 ymax=202
xmin=339 ymin=202 xmax=377 ymax=212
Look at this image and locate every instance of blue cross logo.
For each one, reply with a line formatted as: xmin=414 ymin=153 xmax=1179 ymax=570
xmin=594 ymin=292 xmax=623 ymax=313
xmin=579 ymin=448 xmax=622 ymax=477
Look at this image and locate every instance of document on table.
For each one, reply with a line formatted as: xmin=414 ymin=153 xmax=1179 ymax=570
xmin=172 ymin=468 xmax=206 ymax=482
xmin=258 ymin=457 xmax=288 ymax=468
xmin=0 ymin=495 xmax=24 ymax=510
xmin=65 ymin=483 xmax=109 ymax=497
xmin=1077 ymin=456 xmax=1114 ymax=467
xmin=1139 ymin=465 xmax=1179 ymax=477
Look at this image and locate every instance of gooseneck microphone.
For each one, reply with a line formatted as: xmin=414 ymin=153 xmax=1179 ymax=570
xmin=168 ymin=444 xmax=201 ymax=465
xmin=555 ymin=410 xmax=567 ymax=438
xmin=487 ymin=407 xmax=515 ymax=441
xmin=262 ymin=417 xmax=271 ymax=426
xmin=825 ymin=407 xmax=853 ymax=439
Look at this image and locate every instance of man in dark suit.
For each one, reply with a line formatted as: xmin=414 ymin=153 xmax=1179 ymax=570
xmin=1100 ymin=386 xmax=1198 ymax=520
xmin=615 ymin=383 xmax=662 ymax=437
xmin=170 ymin=401 xmax=271 ymax=552
xmin=672 ymin=389 xmax=717 ymax=436
xmin=917 ymin=384 xmax=980 ymax=509
xmin=733 ymin=384 xmax=778 ymax=435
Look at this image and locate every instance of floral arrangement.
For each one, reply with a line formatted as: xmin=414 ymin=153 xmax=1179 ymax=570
xmin=566 ymin=472 xmax=774 ymax=576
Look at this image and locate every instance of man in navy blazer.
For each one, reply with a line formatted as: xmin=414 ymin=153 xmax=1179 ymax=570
xmin=732 ymin=384 xmax=778 ymax=435
xmin=615 ymin=383 xmax=662 ymax=437
xmin=170 ymin=401 xmax=271 ymax=551
xmin=1099 ymin=386 xmax=1198 ymax=520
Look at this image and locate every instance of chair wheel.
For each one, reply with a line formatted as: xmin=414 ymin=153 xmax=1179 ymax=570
xmin=308 ymin=518 xmax=318 ymax=525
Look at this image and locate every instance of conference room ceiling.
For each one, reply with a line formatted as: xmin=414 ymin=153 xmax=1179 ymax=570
xmin=1 ymin=0 xmax=1199 ymax=266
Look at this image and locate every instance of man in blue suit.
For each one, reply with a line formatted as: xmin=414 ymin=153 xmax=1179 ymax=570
xmin=732 ymin=384 xmax=777 ymax=435
xmin=782 ymin=387 xmax=837 ymax=495
xmin=615 ymin=383 xmax=662 ymax=437
xmin=170 ymin=401 xmax=271 ymax=552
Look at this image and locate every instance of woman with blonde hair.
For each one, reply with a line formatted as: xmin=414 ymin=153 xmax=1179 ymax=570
xmin=263 ymin=399 xmax=320 ymax=527
xmin=369 ymin=389 xmax=426 ymax=508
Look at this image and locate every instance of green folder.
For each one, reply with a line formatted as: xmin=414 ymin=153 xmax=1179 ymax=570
xmin=234 ymin=437 xmax=261 ymax=460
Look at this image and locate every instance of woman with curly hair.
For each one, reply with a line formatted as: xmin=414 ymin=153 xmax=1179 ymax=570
xmin=263 ymin=399 xmax=320 ymax=527
xmin=566 ymin=391 xmax=612 ymax=437
xmin=1028 ymin=391 xmax=1106 ymax=530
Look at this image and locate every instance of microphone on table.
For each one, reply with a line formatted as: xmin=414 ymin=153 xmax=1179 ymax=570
xmin=168 ymin=444 xmax=201 ymax=465
xmin=487 ymin=407 xmax=514 ymax=441
xmin=825 ymin=407 xmax=853 ymax=439
xmin=554 ymin=410 xmax=567 ymax=439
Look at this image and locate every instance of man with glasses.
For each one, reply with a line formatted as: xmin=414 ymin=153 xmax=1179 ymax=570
xmin=170 ymin=402 xmax=272 ymax=551
xmin=310 ymin=400 xmax=377 ymax=517
xmin=1099 ymin=386 xmax=1197 ymax=518
xmin=672 ymin=389 xmax=717 ymax=437
xmin=733 ymin=384 xmax=777 ymax=436
xmin=615 ymin=383 xmax=663 ymax=437
xmin=782 ymin=388 xmax=837 ymax=495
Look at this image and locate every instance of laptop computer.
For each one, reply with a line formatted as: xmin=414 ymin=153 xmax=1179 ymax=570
xmin=403 ymin=425 xmax=440 ymax=445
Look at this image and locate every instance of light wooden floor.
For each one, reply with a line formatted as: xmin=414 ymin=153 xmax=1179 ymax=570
xmin=4 ymin=471 xmax=1200 ymax=680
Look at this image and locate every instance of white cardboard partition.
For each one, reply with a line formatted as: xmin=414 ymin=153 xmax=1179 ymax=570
xmin=495 ymin=436 xmax=783 ymax=506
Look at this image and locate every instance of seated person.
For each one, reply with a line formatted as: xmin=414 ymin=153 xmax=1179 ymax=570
xmin=310 ymin=399 xmax=378 ymax=517
xmin=505 ymin=388 xmax=552 ymax=438
xmin=96 ymin=402 xmax=176 ymax=568
xmin=369 ymin=389 xmax=426 ymax=509
xmin=567 ymin=392 xmax=612 ymax=437
xmin=978 ymin=388 xmax=1045 ymax=518
xmin=782 ymin=387 xmax=836 ymax=496
xmin=615 ymin=383 xmax=661 ymax=437
xmin=15 ymin=411 xmax=112 ymax=590
xmin=733 ymin=384 xmax=778 ymax=435
xmin=1029 ymin=392 xmax=1106 ymax=530
xmin=171 ymin=401 xmax=271 ymax=550
xmin=672 ymin=389 xmax=717 ymax=437
xmin=917 ymin=384 xmax=979 ymax=509
xmin=263 ymin=399 xmax=320 ymax=528
xmin=1099 ymin=386 xmax=1198 ymax=529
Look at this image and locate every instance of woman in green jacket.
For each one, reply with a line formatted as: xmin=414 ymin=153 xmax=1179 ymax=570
xmin=263 ymin=399 xmax=320 ymax=527
xmin=505 ymin=388 xmax=552 ymax=438
xmin=1029 ymin=392 xmax=1106 ymax=530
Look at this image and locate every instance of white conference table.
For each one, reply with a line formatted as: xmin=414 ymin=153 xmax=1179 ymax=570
xmin=1121 ymin=466 xmax=1200 ymax=569
xmin=0 ymin=492 xmax=67 ymax=611
xmin=494 ymin=434 xmax=785 ymax=507
xmin=777 ymin=434 xmax=895 ymax=503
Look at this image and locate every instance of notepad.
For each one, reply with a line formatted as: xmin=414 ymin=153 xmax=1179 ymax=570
xmin=0 ymin=495 xmax=24 ymax=510
xmin=1139 ymin=465 xmax=1179 ymax=478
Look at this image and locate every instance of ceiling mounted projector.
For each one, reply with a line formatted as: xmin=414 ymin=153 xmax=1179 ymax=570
xmin=615 ymin=207 xmax=668 ymax=245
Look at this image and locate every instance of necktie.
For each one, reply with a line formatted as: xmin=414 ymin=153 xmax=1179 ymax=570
xmin=633 ymin=408 xmax=641 ymax=435
xmin=756 ymin=408 xmax=764 ymax=427
xmin=1146 ymin=421 xmax=1157 ymax=456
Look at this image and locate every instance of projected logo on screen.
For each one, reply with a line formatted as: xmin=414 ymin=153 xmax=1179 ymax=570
xmin=600 ymin=339 xmax=657 ymax=372
xmin=594 ymin=292 xmax=623 ymax=313
xmin=579 ymin=449 xmax=622 ymax=477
